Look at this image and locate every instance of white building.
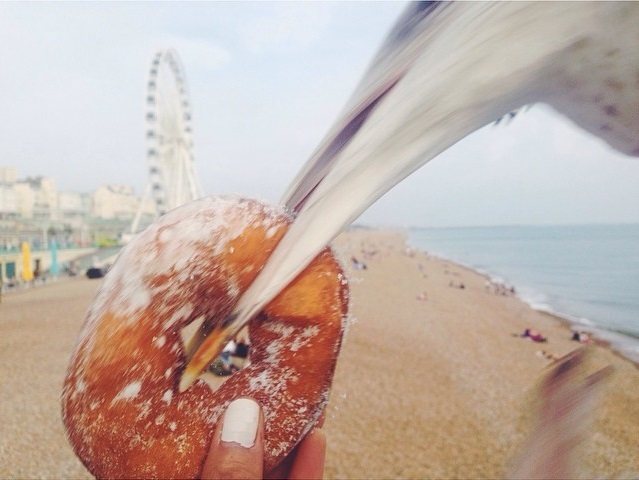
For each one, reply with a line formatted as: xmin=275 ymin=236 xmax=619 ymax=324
xmin=59 ymin=191 xmax=91 ymax=222
xmin=14 ymin=176 xmax=59 ymax=220
xmin=0 ymin=167 xmax=17 ymax=216
xmin=1 ymin=167 xmax=158 ymax=246
xmin=92 ymin=185 xmax=141 ymax=219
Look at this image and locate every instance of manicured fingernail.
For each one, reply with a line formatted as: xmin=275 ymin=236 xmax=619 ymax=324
xmin=221 ymin=398 xmax=260 ymax=448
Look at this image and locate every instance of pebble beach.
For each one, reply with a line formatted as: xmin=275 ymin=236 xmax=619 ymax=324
xmin=1 ymin=229 xmax=637 ymax=478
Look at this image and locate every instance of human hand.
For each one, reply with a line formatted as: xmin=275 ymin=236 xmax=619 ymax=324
xmin=202 ymin=398 xmax=326 ymax=479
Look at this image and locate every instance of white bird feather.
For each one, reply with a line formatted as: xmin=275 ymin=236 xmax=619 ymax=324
xmin=181 ymin=2 xmax=639 ymax=390
xmin=225 ymin=1 xmax=639 ymax=330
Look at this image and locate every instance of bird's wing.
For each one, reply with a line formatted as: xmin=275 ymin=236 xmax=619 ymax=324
xmin=182 ymin=1 xmax=623 ymax=389
xmin=281 ymin=1 xmax=450 ymax=213
xmin=226 ymin=1 xmax=584 ymax=326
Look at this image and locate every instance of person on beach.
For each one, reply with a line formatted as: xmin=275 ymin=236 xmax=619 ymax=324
xmin=235 ymin=341 xmax=250 ymax=359
xmin=221 ymin=340 xmax=237 ymax=366
xmin=536 ymin=349 xmax=560 ymax=361
xmin=572 ymin=330 xmax=591 ymax=344
xmin=522 ymin=328 xmax=547 ymax=343
xmin=350 ymin=256 xmax=367 ymax=270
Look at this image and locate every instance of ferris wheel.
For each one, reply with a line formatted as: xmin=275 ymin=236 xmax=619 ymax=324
xmin=131 ymin=49 xmax=203 ymax=233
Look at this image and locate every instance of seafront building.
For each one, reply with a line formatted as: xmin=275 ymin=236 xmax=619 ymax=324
xmin=0 ymin=166 xmax=155 ymax=284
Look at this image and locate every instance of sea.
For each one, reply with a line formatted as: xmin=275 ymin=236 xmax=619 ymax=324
xmin=408 ymin=223 xmax=639 ymax=363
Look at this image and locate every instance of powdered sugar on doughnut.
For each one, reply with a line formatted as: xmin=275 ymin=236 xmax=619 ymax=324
xmin=113 ymin=381 xmax=142 ymax=401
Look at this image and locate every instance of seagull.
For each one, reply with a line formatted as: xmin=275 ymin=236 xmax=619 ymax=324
xmin=180 ymin=1 xmax=639 ymax=391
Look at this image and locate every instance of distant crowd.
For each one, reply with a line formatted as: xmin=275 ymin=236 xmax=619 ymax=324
xmin=485 ymin=280 xmax=516 ymax=296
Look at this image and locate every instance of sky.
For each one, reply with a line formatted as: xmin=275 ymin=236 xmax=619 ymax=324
xmin=1 ymin=1 xmax=638 ymax=228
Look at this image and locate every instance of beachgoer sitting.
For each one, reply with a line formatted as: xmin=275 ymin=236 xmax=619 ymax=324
xmin=536 ymin=349 xmax=559 ymax=360
xmin=522 ymin=328 xmax=547 ymax=343
xmin=219 ymin=340 xmax=238 ymax=374
xmin=350 ymin=256 xmax=367 ymax=270
xmin=235 ymin=341 xmax=249 ymax=359
xmin=571 ymin=330 xmax=591 ymax=344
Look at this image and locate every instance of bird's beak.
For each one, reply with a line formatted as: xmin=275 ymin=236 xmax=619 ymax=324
xmin=179 ymin=314 xmax=242 ymax=392
xmin=178 ymin=6 xmax=421 ymax=391
xmin=179 ymin=1 xmax=534 ymax=391
xmin=178 ymin=74 xmax=406 ymax=392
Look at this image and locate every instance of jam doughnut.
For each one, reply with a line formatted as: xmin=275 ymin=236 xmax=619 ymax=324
xmin=62 ymin=195 xmax=348 ymax=478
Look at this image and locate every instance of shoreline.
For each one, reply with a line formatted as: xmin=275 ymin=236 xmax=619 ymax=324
xmin=404 ymin=231 xmax=639 ymax=369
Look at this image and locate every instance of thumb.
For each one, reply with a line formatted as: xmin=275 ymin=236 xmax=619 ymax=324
xmin=202 ymin=398 xmax=264 ymax=480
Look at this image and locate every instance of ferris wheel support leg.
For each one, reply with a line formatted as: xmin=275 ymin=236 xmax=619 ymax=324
xmin=185 ymin=159 xmax=203 ymax=199
xmin=176 ymin=155 xmax=185 ymax=207
xmin=131 ymin=181 xmax=152 ymax=234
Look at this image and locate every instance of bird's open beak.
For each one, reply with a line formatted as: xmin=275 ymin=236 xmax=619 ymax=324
xmin=179 ymin=4 xmax=439 ymax=391
xmin=179 ymin=314 xmax=241 ymax=392
xmin=179 ymin=1 xmax=532 ymax=391
xmin=178 ymin=73 xmax=406 ymax=392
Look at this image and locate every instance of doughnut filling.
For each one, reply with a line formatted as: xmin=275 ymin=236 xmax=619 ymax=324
xmin=62 ymin=196 xmax=349 ymax=478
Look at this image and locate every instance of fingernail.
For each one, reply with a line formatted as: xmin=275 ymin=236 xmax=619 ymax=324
xmin=221 ymin=398 xmax=260 ymax=448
